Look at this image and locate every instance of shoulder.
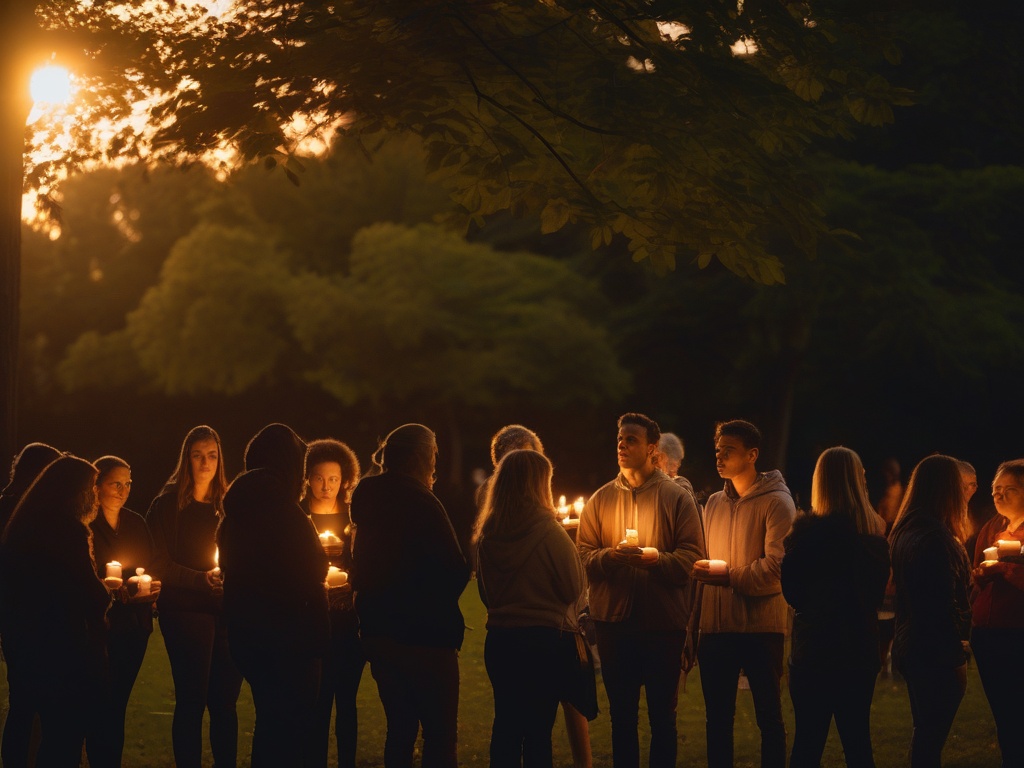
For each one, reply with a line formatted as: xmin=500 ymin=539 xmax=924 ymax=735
xmin=147 ymin=491 xmax=177 ymax=519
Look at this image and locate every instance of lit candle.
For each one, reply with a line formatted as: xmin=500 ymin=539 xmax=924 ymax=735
xmin=997 ymin=540 xmax=1022 ymax=557
xmin=319 ymin=531 xmax=342 ymax=547
xmin=573 ymin=497 xmax=585 ymax=516
xmin=138 ymin=574 xmax=153 ymax=596
xmin=212 ymin=547 xmax=221 ymax=577
xmin=708 ymin=559 xmax=728 ymax=575
xmin=983 ymin=546 xmax=999 ymax=562
xmin=326 ymin=566 xmax=349 ymax=587
xmin=558 ymin=495 xmax=566 ymax=509
xmin=624 ymin=528 xmax=639 ymax=547
xmin=105 ymin=561 xmax=122 ymax=580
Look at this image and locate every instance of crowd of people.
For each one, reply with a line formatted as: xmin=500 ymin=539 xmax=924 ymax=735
xmin=0 ymin=413 xmax=1019 ymax=768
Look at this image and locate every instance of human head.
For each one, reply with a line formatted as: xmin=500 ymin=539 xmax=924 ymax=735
xmin=3 ymin=455 xmax=99 ymax=544
xmin=475 ymin=449 xmax=553 ymax=543
xmin=654 ymin=432 xmax=684 ymax=477
xmin=304 ymin=438 xmax=361 ymax=505
xmin=616 ymin=412 xmax=660 ymax=473
xmin=372 ymin=424 xmax=437 ymax=488
xmin=243 ymin=423 xmax=307 ymax=502
xmin=3 ymin=442 xmax=62 ymax=497
xmin=880 ymin=457 xmax=901 ymax=486
xmin=168 ymin=425 xmax=228 ymax=512
xmin=94 ymin=455 xmax=132 ymax=516
xmin=714 ymin=419 xmax=760 ymax=479
xmin=892 ymin=454 xmax=967 ymax=542
xmin=992 ymin=458 xmax=1024 ymax=522
xmin=810 ymin=446 xmax=884 ymax=535
xmin=489 ymin=425 xmax=544 ymax=467
xmin=956 ymin=460 xmax=977 ymax=502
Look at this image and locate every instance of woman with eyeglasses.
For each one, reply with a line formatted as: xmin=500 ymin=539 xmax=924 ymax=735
xmin=970 ymin=458 xmax=1024 ymax=768
xmin=85 ymin=455 xmax=159 ymax=768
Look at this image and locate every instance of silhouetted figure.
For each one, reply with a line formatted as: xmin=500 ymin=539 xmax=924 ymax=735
xmin=147 ymin=425 xmax=242 ymax=768
xmin=219 ymin=423 xmax=329 ymax=768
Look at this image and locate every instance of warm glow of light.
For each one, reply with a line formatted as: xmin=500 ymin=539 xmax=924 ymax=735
xmin=30 ymin=65 xmax=74 ymax=105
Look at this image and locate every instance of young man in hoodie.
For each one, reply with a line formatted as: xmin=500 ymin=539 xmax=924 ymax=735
xmin=692 ymin=419 xmax=796 ymax=768
xmin=577 ymin=413 xmax=705 ymax=768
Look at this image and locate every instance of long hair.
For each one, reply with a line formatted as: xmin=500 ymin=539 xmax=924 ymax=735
xmin=3 ymin=456 xmax=98 ymax=549
xmin=474 ymin=449 xmax=554 ymax=545
xmin=165 ymin=425 xmax=228 ymax=513
xmin=890 ymin=454 xmax=968 ymax=542
xmin=810 ymin=447 xmax=885 ymax=535
xmin=369 ymin=424 xmax=435 ymax=480
xmin=242 ymin=423 xmax=307 ymax=503
xmin=303 ymin=438 xmax=361 ymax=503
xmin=2 ymin=442 xmax=62 ymax=497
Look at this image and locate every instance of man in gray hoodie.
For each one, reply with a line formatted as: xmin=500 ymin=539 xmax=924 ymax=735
xmin=693 ymin=419 xmax=796 ymax=768
xmin=577 ymin=413 xmax=705 ymax=768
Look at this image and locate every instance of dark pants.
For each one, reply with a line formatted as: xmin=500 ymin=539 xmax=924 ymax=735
xmin=234 ymin=645 xmax=321 ymax=768
xmin=305 ymin=627 xmax=366 ymax=768
xmin=86 ymin=626 xmax=151 ymax=768
xmin=159 ymin=610 xmax=243 ymax=768
xmin=2 ymin=653 xmax=39 ymax=768
xmin=364 ymin=636 xmax=459 ymax=768
xmin=969 ymin=627 xmax=1023 ymax=768
xmin=698 ymin=632 xmax=787 ymax=768
xmin=593 ymin=622 xmax=686 ymax=768
xmin=788 ymin=664 xmax=877 ymax=768
xmin=897 ymin=662 xmax=965 ymax=768
xmin=484 ymin=626 xmax=571 ymax=768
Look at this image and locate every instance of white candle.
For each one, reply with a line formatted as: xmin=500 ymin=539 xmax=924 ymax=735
xmin=708 ymin=559 xmax=728 ymax=575
xmin=326 ymin=566 xmax=349 ymax=587
xmin=625 ymin=528 xmax=639 ymax=546
xmin=319 ymin=531 xmax=342 ymax=547
xmin=983 ymin=546 xmax=999 ymax=562
xmin=558 ymin=495 xmax=566 ymax=509
xmin=573 ymin=497 xmax=585 ymax=516
xmin=106 ymin=561 xmax=122 ymax=580
xmin=138 ymin=574 xmax=153 ymax=596
xmin=982 ymin=560 xmax=999 ymax=567
xmin=997 ymin=540 xmax=1021 ymax=557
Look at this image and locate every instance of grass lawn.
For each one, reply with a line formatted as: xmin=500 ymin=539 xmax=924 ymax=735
xmin=0 ymin=580 xmax=1000 ymax=766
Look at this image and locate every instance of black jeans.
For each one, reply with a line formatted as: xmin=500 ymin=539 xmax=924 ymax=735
xmin=897 ymin=661 xmax=965 ymax=768
xmin=86 ymin=625 xmax=151 ymax=768
xmin=304 ymin=626 xmax=366 ymax=768
xmin=969 ymin=627 xmax=1022 ymax=768
xmin=788 ymin=664 xmax=877 ymax=768
xmin=484 ymin=626 xmax=571 ymax=768
xmin=159 ymin=610 xmax=243 ymax=768
xmin=364 ymin=636 xmax=459 ymax=768
xmin=593 ymin=622 xmax=686 ymax=768
xmin=698 ymin=632 xmax=786 ymax=768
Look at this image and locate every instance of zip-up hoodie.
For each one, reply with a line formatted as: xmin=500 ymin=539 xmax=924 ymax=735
xmin=577 ymin=470 xmax=704 ymax=630
xmin=700 ymin=470 xmax=795 ymax=634
xmin=477 ymin=514 xmax=583 ymax=629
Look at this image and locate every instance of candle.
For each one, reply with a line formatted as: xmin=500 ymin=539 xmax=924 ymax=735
xmin=319 ymin=531 xmax=342 ymax=546
xmin=573 ymin=497 xmax=585 ymax=516
xmin=106 ymin=561 xmax=122 ymax=580
xmin=138 ymin=574 xmax=153 ymax=596
xmin=708 ymin=559 xmax=728 ymax=575
xmin=982 ymin=560 xmax=999 ymax=567
xmin=212 ymin=547 xmax=221 ymax=577
xmin=103 ymin=576 xmax=123 ymax=589
xmin=997 ymin=540 xmax=1022 ymax=558
xmin=983 ymin=546 xmax=999 ymax=562
xmin=558 ymin=495 xmax=566 ymax=509
xmin=624 ymin=528 xmax=639 ymax=546
xmin=326 ymin=566 xmax=349 ymax=587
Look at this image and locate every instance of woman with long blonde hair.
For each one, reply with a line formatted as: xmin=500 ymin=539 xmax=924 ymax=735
xmin=889 ymin=454 xmax=971 ymax=768
xmin=782 ymin=447 xmax=889 ymax=767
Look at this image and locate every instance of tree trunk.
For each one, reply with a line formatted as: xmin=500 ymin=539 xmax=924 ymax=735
xmin=0 ymin=1 xmax=36 ymax=464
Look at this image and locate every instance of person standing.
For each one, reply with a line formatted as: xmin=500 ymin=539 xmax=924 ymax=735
xmin=970 ymin=458 xmax=1024 ymax=768
xmin=219 ymin=423 xmax=330 ymax=768
xmin=889 ymin=455 xmax=971 ymax=768
xmin=652 ymin=432 xmax=697 ymax=498
xmin=781 ymin=447 xmax=889 ymax=768
xmin=693 ymin=419 xmax=795 ymax=768
xmin=86 ymin=455 xmax=160 ymax=768
xmin=351 ymin=424 xmax=470 ymax=768
xmin=476 ymin=449 xmax=584 ymax=768
xmin=147 ymin=425 xmax=242 ymax=768
xmin=577 ymin=412 xmax=704 ymax=768
xmin=301 ymin=438 xmax=365 ymax=768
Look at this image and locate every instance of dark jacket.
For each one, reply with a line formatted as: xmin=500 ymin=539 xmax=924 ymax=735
xmin=351 ymin=472 xmax=469 ymax=649
xmin=782 ymin=513 xmax=889 ymax=671
xmin=219 ymin=468 xmax=330 ymax=658
xmin=91 ymin=508 xmax=156 ymax=634
xmin=146 ymin=492 xmax=223 ymax=613
xmin=890 ymin=513 xmax=971 ymax=670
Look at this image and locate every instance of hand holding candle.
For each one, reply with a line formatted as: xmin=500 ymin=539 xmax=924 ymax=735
xmin=624 ymin=528 xmax=639 ymax=547
xmin=694 ymin=558 xmax=730 ymax=585
xmin=996 ymin=539 xmax=1022 ymax=558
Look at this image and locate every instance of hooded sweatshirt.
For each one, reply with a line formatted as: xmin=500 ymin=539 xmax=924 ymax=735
xmin=477 ymin=513 xmax=583 ymax=629
xmin=699 ymin=470 xmax=795 ymax=635
xmin=577 ymin=469 xmax=704 ymax=631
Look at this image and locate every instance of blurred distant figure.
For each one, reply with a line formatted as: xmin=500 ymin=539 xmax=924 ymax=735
xmin=1 ymin=456 xmax=110 ymax=766
xmin=970 ymin=459 xmax=1024 ymax=768
xmin=0 ymin=441 xmax=61 ymax=768
xmin=652 ymin=432 xmax=696 ymax=498
xmin=874 ymin=457 xmax=904 ymax=678
xmin=889 ymin=455 xmax=971 ymax=768
xmin=87 ymin=455 xmax=159 ymax=768
xmin=476 ymin=449 xmax=584 ymax=768
xmin=475 ymin=425 xmax=545 ymax=509
xmin=957 ymin=461 xmax=978 ymax=504
xmin=301 ymin=438 xmax=364 ymax=768
xmin=782 ymin=447 xmax=888 ymax=768
xmin=147 ymin=425 xmax=242 ymax=768
xmin=220 ymin=424 xmax=329 ymax=768
xmin=351 ymin=424 xmax=470 ymax=768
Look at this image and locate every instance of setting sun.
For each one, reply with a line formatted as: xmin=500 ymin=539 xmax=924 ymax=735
xmin=29 ymin=64 xmax=74 ymax=105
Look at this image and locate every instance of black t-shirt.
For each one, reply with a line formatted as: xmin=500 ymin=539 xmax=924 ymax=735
xmin=147 ymin=492 xmax=221 ymax=613
xmin=91 ymin=507 xmax=156 ymax=634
